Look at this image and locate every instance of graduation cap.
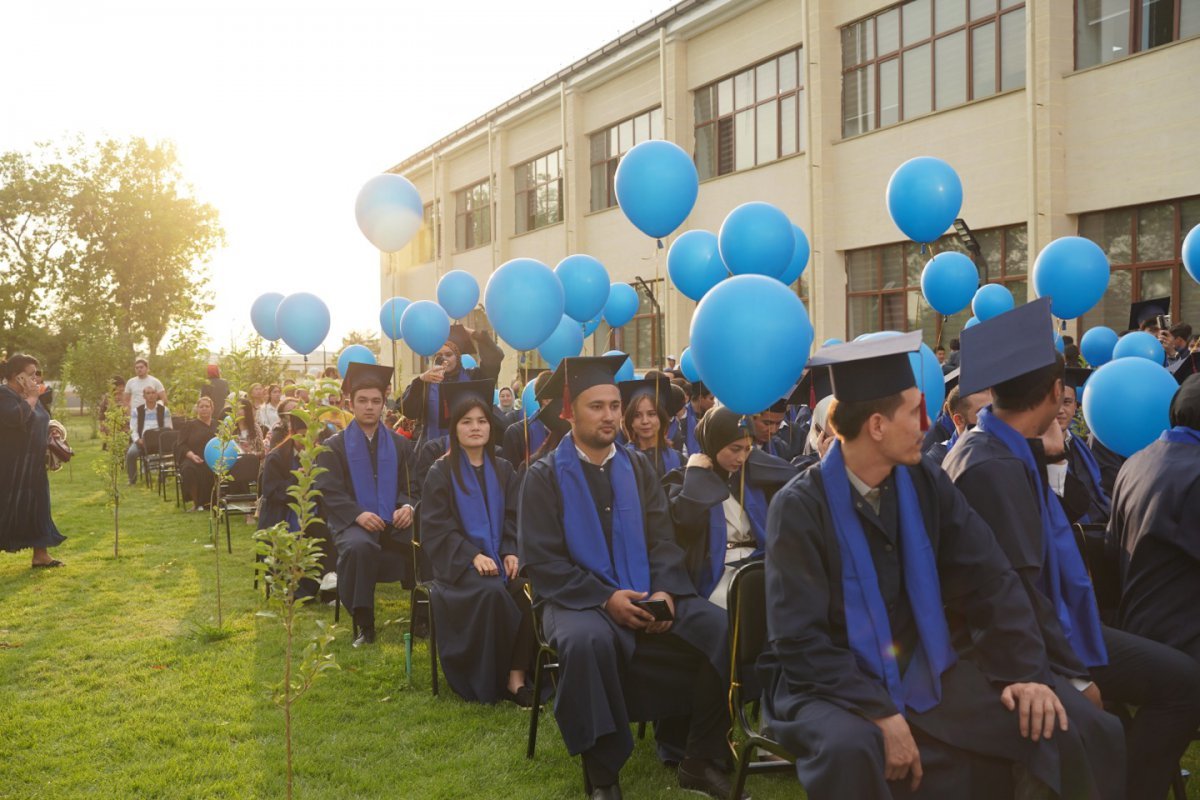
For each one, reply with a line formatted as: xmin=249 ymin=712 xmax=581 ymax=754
xmin=341 ymin=362 xmax=394 ymax=396
xmin=1129 ymin=297 xmax=1171 ymax=331
xmin=958 ymin=297 xmax=1057 ymax=397
xmin=447 ymin=324 xmax=477 ymax=356
xmin=943 ymin=367 xmax=960 ymax=393
xmin=807 ymin=332 xmax=922 ymax=403
xmin=537 ymin=355 xmax=628 ymax=408
xmin=1064 ymin=367 xmax=1092 ymax=390
xmin=435 ymin=379 xmax=496 ymax=430
xmin=789 ymin=366 xmax=833 ymax=408
xmin=618 ymin=375 xmax=674 ymax=414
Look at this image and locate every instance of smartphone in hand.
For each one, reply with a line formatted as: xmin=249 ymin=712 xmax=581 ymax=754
xmin=633 ymin=598 xmax=674 ymax=622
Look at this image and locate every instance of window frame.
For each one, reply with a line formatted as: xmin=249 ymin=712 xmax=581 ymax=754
xmin=1074 ymin=0 xmax=1196 ymax=70
xmin=588 ymin=106 xmax=663 ymax=212
xmin=454 ymin=178 xmax=492 ymax=253
xmin=513 ymin=148 xmax=564 ymax=236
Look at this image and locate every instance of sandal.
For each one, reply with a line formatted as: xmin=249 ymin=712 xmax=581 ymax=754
xmin=31 ymin=559 xmax=65 ymax=568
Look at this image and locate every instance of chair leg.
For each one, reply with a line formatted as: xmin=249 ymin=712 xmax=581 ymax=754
xmin=225 ymin=512 xmax=232 ymax=554
xmin=527 ymin=651 xmax=544 ymax=759
xmin=1171 ymin=768 xmax=1188 ymax=800
xmin=730 ymin=739 xmax=754 ymax=800
xmin=428 ymin=605 xmax=438 ymax=697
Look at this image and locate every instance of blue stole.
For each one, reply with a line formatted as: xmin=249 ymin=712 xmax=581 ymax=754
xmin=1161 ymin=426 xmax=1200 ymax=445
xmin=1068 ymin=435 xmax=1110 ymax=520
xmin=820 ymin=441 xmax=955 ymax=714
xmin=527 ymin=419 xmax=547 ymax=456
xmin=425 ymin=371 xmax=468 ymax=440
xmin=700 ymin=473 xmax=767 ymax=597
xmin=629 ymin=443 xmax=681 ymax=476
xmin=344 ymin=421 xmax=398 ymax=520
xmin=684 ymin=406 xmax=699 ymax=455
xmin=452 ymin=450 xmax=506 ymax=582
xmin=667 ymin=418 xmax=679 ymax=444
xmin=760 ymin=438 xmax=776 ymax=457
xmin=976 ymin=409 xmax=1107 ymax=668
xmin=554 ymin=433 xmax=650 ymax=593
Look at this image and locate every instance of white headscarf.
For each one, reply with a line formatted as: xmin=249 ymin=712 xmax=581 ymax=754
xmin=804 ymin=395 xmax=835 ymax=454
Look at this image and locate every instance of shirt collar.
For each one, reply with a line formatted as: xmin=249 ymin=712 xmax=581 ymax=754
xmin=576 ymin=442 xmax=617 ymax=466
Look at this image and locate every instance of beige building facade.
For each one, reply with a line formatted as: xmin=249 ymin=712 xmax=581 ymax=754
xmin=379 ymin=0 xmax=1200 ymax=383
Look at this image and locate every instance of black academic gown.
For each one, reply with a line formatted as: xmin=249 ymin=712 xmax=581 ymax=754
xmin=400 ymin=335 xmax=503 ymax=442
xmin=0 ymin=386 xmax=65 ymax=553
xmin=1088 ymin=434 xmax=1125 ymax=499
xmin=628 ymin=441 xmax=684 ymax=481
xmin=1065 ymin=435 xmax=1110 ymax=525
xmin=755 ymin=434 xmax=791 ymax=460
xmin=176 ymin=418 xmax=218 ymax=507
xmin=760 ymin=455 xmax=1124 ymax=800
xmin=259 ymin=439 xmax=335 ymax=595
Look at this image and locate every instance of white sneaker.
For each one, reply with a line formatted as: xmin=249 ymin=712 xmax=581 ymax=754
xmin=319 ymin=572 xmax=337 ymax=592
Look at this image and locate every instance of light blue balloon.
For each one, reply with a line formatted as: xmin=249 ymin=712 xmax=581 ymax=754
xmin=379 ymin=297 xmax=412 ymax=341
xmin=1083 ymin=357 xmax=1178 ymax=457
xmin=689 ymin=275 xmax=813 ymax=415
xmin=1032 ymin=237 xmax=1110 ymax=320
xmin=1184 ymin=224 xmax=1200 ymax=285
xmin=521 ymin=381 xmax=540 ymax=421
xmin=776 ymin=225 xmax=811 ymax=286
xmin=275 ymin=293 xmax=330 ymax=356
xmin=538 ymin=315 xmax=585 ymax=369
xmin=1112 ymin=331 xmax=1165 ymax=365
xmin=484 ymin=258 xmax=565 ymax=350
xmin=355 ymin=174 xmax=423 ymax=252
xmin=921 ymin=252 xmax=979 ymax=316
xmin=583 ymin=315 xmax=603 ymax=337
xmin=1053 ymin=332 xmax=1064 ymax=354
xmin=461 ymin=354 xmax=478 ymax=370
xmin=337 ymin=345 xmax=376 ymax=377
xmin=964 ymin=316 xmax=981 ymax=329
xmin=614 ymin=140 xmax=698 ymax=239
xmin=250 ymin=293 xmax=285 ymax=341
xmin=436 ymin=270 xmax=480 ymax=320
xmin=886 ymin=157 xmax=963 ymax=243
xmin=603 ymin=350 xmax=635 ymax=383
xmin=203 ymin=437 xmax=240 ymax=472
xmin=603 ymin=284 xmax=639 ymax=328
xmin=667 ymin=230 xmax=727 ymax=301
xmin=679 ymin=348 xmax=700 ymax=383
xmin=400 ymin=300 xmax=451 ymax=357
xmin=718 ymin=202 xmax=795 ymax=279
xmin=972 ymin=284 xmax=1014 ymax=322
xmin=1080 ymin=326 xmax=1119 ymax=367
xmin=555 ymin=255 xmax=611 ymax=323
xmin=822 ymin=338 xmax=845 ymax=347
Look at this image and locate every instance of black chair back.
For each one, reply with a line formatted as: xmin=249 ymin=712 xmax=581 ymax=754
xmin=156 ymin=429 xmax=179 ymax=458
xmin=226 ymin=453 xmax=261 ymax=495
xmin=728 ymin=560 xmax=768 ymax=705
xmin=1075 ymin=522 xmax=1122 ymax=623
xmin=142 ymin=427 xmax=162 ymax=452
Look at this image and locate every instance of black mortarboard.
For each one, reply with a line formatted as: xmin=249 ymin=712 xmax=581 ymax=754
xmin=807 ymin=332 xmax=921 ymax=403
xmin=341 ymin=362 xmax=394 ymax=395
xmin=943 ymin=367 xmax=960 ymax=393
xmin=789 ymin=366 xmax=833 ymax=407
xmin=436 ymin=379 xmax=496 ymax=429
xmin=959 ymin=297 xmax=1057 ymax=397
xmin=447 ymin=324 xmax=477 ymax=356
xmin=538 ymin=355 xmax=627 ymax=406
xmin=1129 ymin=297 xmax=1171 ymax=331
xmin=618 ymin=375 xmax=674 ymax=414
xmin=1063 ymin=367 xmax=1092 ymax=391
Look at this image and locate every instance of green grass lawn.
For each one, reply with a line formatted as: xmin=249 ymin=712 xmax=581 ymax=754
xmin=0 ymin=418 xmax=1196 ymax=799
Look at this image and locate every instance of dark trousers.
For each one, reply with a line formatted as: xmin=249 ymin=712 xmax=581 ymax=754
xmin=1092 ymin=625 xmax=1200 ymax=800
xmin=335 ymin=524 xmax=413 ymax=626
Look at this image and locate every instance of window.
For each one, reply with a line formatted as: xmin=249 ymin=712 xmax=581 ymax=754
xmin=1076 ymin=0 xmax=1199 ymax=69
xmin=589 ymin=107 xmax=663 ymax=212
xmin=1078 ymin=196 xmax=1200 ymax=333
xmin=415 ymin=201 xmax=441 ymax=264
xmin=454 ymin=179 xmax=491 ymax=252
xmin=694 ymin=48 xmax=804 ymax=180
xmin=514 ymin=149 xmax=563 ymax=235
xmin=841 ymin=0 xmax=1025 ymax=136
xmin=595 ymin=282 xmax=663 ymax=369
xmin=845 ymin=224 xmax=1028 ymax=341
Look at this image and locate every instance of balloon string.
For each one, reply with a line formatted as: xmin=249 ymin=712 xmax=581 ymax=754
xmin=522 ymin=352 xmax=531 ymax=465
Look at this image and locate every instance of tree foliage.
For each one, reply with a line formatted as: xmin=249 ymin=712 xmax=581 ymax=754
xmin=339 ymin=330 xmax=381 ymax=358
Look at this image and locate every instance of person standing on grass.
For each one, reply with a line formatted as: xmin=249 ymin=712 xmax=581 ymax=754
xmin=1 ymin=354 xmax=67 ymax=567
xmin=123 ymin=357 xmax=165 ymax=410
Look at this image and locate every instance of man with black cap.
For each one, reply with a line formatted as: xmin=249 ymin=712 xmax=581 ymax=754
xmin=1055 ymin=368 xmax=1110 ymax=525
xmin=1112 ymin=373 xmax=1200 ymax=666
xmin=944 ymin=298 xmax=1200 ymax=799
xmin=518 ymin=356 xmax=735 ymax=800
xmin=401 ymin=324 xmax=504 ymax=445
xmin=316 ymin=362 xmax=420 ymax=647
xmin=760 ymin=331 xmax=1123 ymax=799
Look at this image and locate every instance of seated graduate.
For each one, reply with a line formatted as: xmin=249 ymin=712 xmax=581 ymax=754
xmin=501 ymin=370 xmax=552 ymax=470
xmin=678 ymin=380 xmax=714 ymax=456
xmin=418 ymin=379 xmax=537 ymax=707
xmin=663 ymin=406 xmax=795 ymax=608
xmin=401 ymin=324 xmax=503 ymax=445
xmin=790 ymin=395 xmax=835 ymax=471
xmin=1055 ymin=368 xmax=1110 ymax=525
xmin=176 ymin=395 xmax=219 ymax=511
xmin=925 ymin=378 xmax=991 ymax=468
xmin=1113 ymin=374 xmax=1200 ymax=666
xmin=760 ymin=332 xmax=1124 ymax=800
xmin=518 ymin=356 xmax=736 ymax=800
xmin=618 ymin=374 xmax=684 ymax=479
xmin=943 ymin=299 xmax=1200 ymax=800
xmin=315 ymin=363 xmax=420 ymax=647
xmin=748 ymin=401 xmax=789 ymax=459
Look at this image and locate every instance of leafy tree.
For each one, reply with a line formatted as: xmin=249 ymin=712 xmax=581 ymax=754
xmin=339 ymin=330 xmax=381 ymax=358
xmin=95 ymin=403 xmax=128 ymax=557
xmin=219 ymin=337 xmax=285 ymax=396
xmin=153 ymin=323 xmax=211 ymax=417
xmin=62 ymin=325 xmax=129 ymax=434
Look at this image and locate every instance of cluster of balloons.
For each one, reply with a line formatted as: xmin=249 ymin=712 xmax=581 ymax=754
xmin=251 ymin=292 xmax=331 ymax=357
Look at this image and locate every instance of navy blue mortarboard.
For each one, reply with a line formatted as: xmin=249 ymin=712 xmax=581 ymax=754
xmin=1128 ymin=297 xmax=1171 ymax=331
xmin=943 ymin=367 xmax=960 ymax=393
xmin=808 ymin=332 xmax=922 ymax=403
xmin=1063 ymin=367 xmax=1092 ymax=391
xmin=618 ymin=375 xmax=674 ymax=414
xmin=959 ymin=297 xmax=1057 ymax=397
xmin=341 ymin=362 xmax=394 ymax=396
xmin=436 ymin=379 xmax=496 ymax=429
xmin=789 ymin=366 xmax=833 ymax=408
xmin=538 ymin=355 xmax=627 ymax=408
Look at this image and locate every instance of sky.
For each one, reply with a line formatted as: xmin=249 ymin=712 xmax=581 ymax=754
xmin=3 ymin=0 xmax=676 ymax=353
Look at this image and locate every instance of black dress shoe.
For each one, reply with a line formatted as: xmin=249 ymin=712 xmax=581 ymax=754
xmin=589 ymin=783 xmax=622 ymax=800
xmin=678 ymin=758 xmax=746 ymax=799
xmin=505 ymin=685 xmax=535 ymax=708
xmin=352 ymin=628 xmax=376 ymax=647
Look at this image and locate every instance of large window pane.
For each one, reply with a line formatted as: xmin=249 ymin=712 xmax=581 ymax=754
xmin=780 ymin=95 xmax=798 ymax=155
xmin=634 ymin=112 xmax=650 ymax=144
xmin=1083 ymin=269 xmax=1131 ymax=332
xmin=903 ymin=44 xmax=933 ymax=118
xmin=756 ymin=102 xmax=778 ymax=163
xmin=590 ymin=164 xmax=608 ymax=212
xmin=935 ymin=30 xmax=968 ymax=108
xmin=848 ymin=250 xmax=879 ymax=291
xmin=734 ymin=70 xmax=754 ymax=108
xmin=695 ymin=124 xmax=716 ymax=180
xmin=970 ymin=0 xmax=997 ymax=19
xmin=843 ymin=66 xmax=874 ymax=136
xmin=905 ymin=243 xmax=925 ymax=285
xmin=849 ymin=296 xmax=880 ymax=337
xmin=756 ymin=61 xmax=777 ymax=100
xmin=1140 ymin=0 xmax=1176 ymax=51
xmin=780 ymin=50 xmax=799 ymax=91
xmin=972 ymin=23 xmax=997 ymax=99
xmin=651 ymin=107 xmax=664 ymax=139
xmin=883 ymin=293 xmax=908 ymax=330
xmin=735 ymin=110 xmax=755 ymax=170
xmin=1184 ymin=0 xmax=1200 ymax=37
xmin=1005 ymin=225 xmax=1029 ymax=275
xmin=999 ymin=8 xmax=1025 ymax=90
xmin=880 ymin=59 xmax=900 ymax=125
xmin=878 ymin=8 xmax=902 ymax=52
xmin=717 ymin=117 xmax=735 ymax=175
xmin=1182 ymin=275 xmax=1200 ymax=326
xmin=1139 ymin=268 xmax=1173 ymax=301
xmin=618 ymin=119 xmax=634 ymax=154
xmin=903 ymin=0 xmax=932 ymax=45
xmin=881 ymin=244 xmax=905 ymax=289
xmin=1076 ymin=0 xmax=1131 ymax=69
xmin=1080 ymin=208 xmax=1133 ymax=264
xmin=717 ymin=78 xmax=734 ymax=115
xmin=694 ymin=87 xmax=715 ymax=124
xmin=935 ymin=0 xmax=967 ymax=33
xmin=1136 ymin=203 xmax=1175 ymax=262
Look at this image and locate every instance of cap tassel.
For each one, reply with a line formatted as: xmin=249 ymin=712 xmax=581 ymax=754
xmin=560 ymin=383 xmax=572 ymax=421
xmin=919 ymin=393 xmax=930 ymax=432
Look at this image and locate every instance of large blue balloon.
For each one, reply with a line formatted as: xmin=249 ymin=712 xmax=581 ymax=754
xmin=1080 ymin=326 xmax=1119 ymax=367
xmin=603 ymin=350 xmax=636 ymax=383
xmin=355 ymin=173 xmax=423 ymax=252
xmin=1184 ymin=224 xmax=1200 ymax=286
xmin=689 ymin=275 xmax=813 ymax=415
xmin=679 ymin=348 xmax=700 ymax=383
xmin=921 ymin=252 xmax=978 ymax=316
xmin=1083 ymin=357 xmax=1178 ymax=457
xmin=520 ymin=381 xmax=540 ymax=421
xmin=972 ymin=284 xmax=1014 ymax=322
xmin=1032 ymin=237 xmax=1110 ymax=320
xmin=400 ymin=300 xmax=451 ymax=357
xmin=1112 ymin=331 xmax=1165 ymax=365
xmin=250 ymin=293 xmax=285 ymax=341
xmin=964 ymin=316 xmax=980 ymax=329
xmin=667 ymin=230 xmax=727 ymax=301
xmin=379 ymin=297 xmax=412 ymax=341
xmin=484 ymin=258 xmax=564 ymax=350
xmin=1053 ymin=331 xmax=1065 ymax=354
xmin=555 ymin=255 xmax=611 ymax=322
xmin=603 ymin=284 xmax=639 ymax=328
xmin=886 ymin=157 xmax=963 ymax=243
xmin=718 ymin=202 xmax=795 ymax=279
xmin=275 ymin=293 xmax=330 ymax=356
xmin=436 ymin=270 xmax=480 ymax=320
xmin=583 ymin=315 xmax=603 ymax=337
xmin=538 ymin=316 xmax=585 ymax=369
xmin=822 ymin=338 xmax=845 ymax=347
xmin=337 ymin=345 xmax=376 ymax=377
xmin=613 ymin=140 xmax=698 ymax=239
xmin=204 ymin=437 xmax=240 ymax=472
xmin=777 ymin=226 xmax=811 ymax=286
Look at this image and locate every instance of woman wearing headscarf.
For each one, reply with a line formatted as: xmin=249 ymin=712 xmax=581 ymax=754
xmin=790 ymin=394 xmax=836 ymax=471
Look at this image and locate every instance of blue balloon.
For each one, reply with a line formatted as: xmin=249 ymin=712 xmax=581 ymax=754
xmin=1112 ymin=331 xmax=1165 ymax=365
xmin=461 ymin=354 xmax=478 ymax=370
xmin=603 ymin=350 xmax=636 ymax=383
xmin=379 ymin=297 xmax=412 ymax=341
xmin=555 ymin=255 xmax=611 ymax=323
xmin=484 ymin=258 xmax=564 ymax=350
xmin=921 ymin=252 xmax=978 ymax=316
xmin=400 ymin=300 xmax=451 ymax=357
xmin=718 ymin=202 xmax=795 ymax=279
xmin=355 ymin=174 xmax=423 ymax=252
xmin=667 ymin=230 xmax=727 ymax=301
xmin=250 ymin=293 xmax=285 ymax=341
xmin=689 ymin=275 xmax=813 ymax=415
xmin=1083 ymin=357 xmax=1178 ymax=457
xmin=822 ymin=338 xmax=845 ymax=347
xmin=1032 ymin=237 xmax=1110 ymax=320
xmin=613 ymin=140 xmax=698 ymax=239
xmin=538 ymin=316 xmax=585 ymax=369
xmin=1184 ymin=224 xmax=1200 ymax=286
xmin=337 ymin=345 xmax=376 ymax=377
xmin=603 ymin=284 xmax=639 ymax=328
xmin=275 ymin=293 xmax=330 ymax=356
xmin=1081 ymin=326 xmax=1119 ymax=367
xmin=436 ymin=270 xmax=480 ymax=320
xmin=886 ymin=157 xmax=963 ymax=243
xmin=583 ymin=315 xmax=603 ymax=337
xmin=1053 ymin=331 xmax=1064 ymax=354
xmin=964 ymin=316 xmax=980 ymax=329
xmin=972 ymin=284 xmax=1014 ymax=322
xmin=776 ymin=225 xmax=811 ymax=286
xmin=203 ymin=437 xmax=240 ymax=472
xmin=679 ymin=348 xmax=700 ymax=383
xmin=521 ymin=381 xmax=540 ymax=421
